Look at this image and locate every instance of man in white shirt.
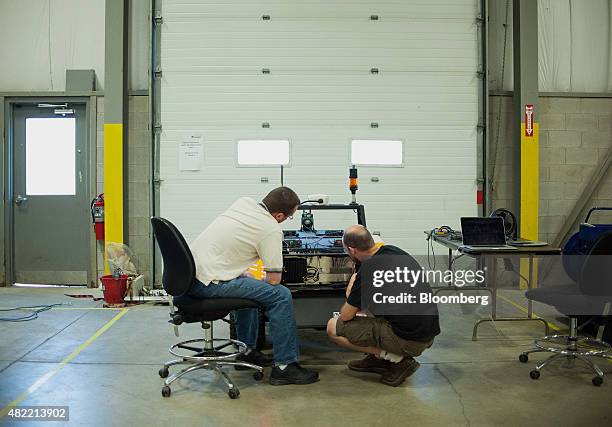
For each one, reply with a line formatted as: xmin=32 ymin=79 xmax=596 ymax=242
xmin=188 ymin=187 xmax=319 ymax=385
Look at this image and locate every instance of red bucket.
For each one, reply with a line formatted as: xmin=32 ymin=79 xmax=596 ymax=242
xmin=100 ymin=275 xmax=129 ymax=304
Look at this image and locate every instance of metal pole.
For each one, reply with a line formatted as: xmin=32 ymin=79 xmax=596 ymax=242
xmin=103 ymin=0 xmax=129 ymax=265
xmin=512 ymin=0 xmax=539 ymax=241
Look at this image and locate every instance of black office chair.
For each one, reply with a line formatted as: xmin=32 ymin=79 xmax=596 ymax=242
xmin=519 ymin=232 xmax=612 ymax=386
xmin=151 ymin=217 xmax=264 ymax=399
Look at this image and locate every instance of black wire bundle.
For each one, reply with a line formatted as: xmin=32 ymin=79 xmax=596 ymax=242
xmin=0 ymin=303 xmax=63 ymax=322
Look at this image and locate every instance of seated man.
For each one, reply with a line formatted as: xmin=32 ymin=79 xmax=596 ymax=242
xmin=188 ymin=187 xmax=318 ymax=385
xmin=327 ymin=225 xmax=440 ymax=387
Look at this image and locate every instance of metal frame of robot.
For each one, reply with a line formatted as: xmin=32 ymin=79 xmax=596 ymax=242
xmin=287 ymin=203 xmax=366 ymax=328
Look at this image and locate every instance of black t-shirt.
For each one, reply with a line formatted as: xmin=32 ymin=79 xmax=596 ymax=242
xmin=346 ymin=245 xmax=441 ymax=342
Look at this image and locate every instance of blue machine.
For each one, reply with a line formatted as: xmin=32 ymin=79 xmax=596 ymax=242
xmin=563 ymin=207 xmax=612 ymax=281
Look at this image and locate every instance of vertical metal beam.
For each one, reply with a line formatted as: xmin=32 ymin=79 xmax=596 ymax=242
xmin=0 ymin=96 xmax=5 ymax=285
xmin=88 ymin=96 xmax=98 ymax=286
xmin=104 ymin=0 xmax=129 ymax=263
xmin=151 ymin=0 xmax=162 ymax=285
xmin=512 ymin=0 xmax=539 ymax=240
xmin=478 ymin=0 xmax=488 ymax=215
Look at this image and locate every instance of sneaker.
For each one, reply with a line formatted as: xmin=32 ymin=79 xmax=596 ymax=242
xmin=235 ymin=349 xmax=273 ymax=370
xmin=269 ymin=362 xmax=319 ymax=385
xmin=348 ymin=354 xmax=393 ymax=374
xmin=380 ymin=357 xmax=420 ymax=387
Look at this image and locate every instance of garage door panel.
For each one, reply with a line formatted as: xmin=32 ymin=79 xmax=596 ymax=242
xmin=164 ymin=92 xmax=476 ymax=105
xmin=163 ymin=74 xmax=476 ymax=88
xmin=163 ymin=21 xmax=476 ymax=37
xmin=162 ymin=101 xmax=477 ymax=114
xmin=163 ymin=48 xmax=475 ymax=65
xmin=161 ymin=111 xmax=476 ymax=124
xmin=166 ymin=0 xmax=476 ymax=19
xmin=163 ymin=37 xmax=475 ymax=51
xmin=160 ymin=128 xmax=477 ymax=141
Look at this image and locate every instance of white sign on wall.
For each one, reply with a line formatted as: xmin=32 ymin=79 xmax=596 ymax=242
xmin=179 ymin=134 xmax=203 ymax=171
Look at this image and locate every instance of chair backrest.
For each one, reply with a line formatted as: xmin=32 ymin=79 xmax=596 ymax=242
xmin=580 ymin=231 xmax=612 ymax=297
xmin=150 ymin=217 xmax=196 ymax=297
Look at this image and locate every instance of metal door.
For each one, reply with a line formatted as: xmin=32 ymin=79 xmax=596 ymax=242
xmin=11 ymin=102 xmax=90 ymax=285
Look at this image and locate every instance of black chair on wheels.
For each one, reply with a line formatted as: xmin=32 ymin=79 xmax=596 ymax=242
xmin=519 ymin=232 xmax=612 ymax=386
xmin=151 ymin=217 xmax=264 ymax=399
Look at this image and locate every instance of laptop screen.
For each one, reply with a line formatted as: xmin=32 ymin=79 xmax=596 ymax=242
xmin=461 ymin=217 xmax=507 ymax=246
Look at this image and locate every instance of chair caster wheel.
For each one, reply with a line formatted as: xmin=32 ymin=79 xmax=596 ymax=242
xmin=253 ymin=371 xmax=264 ymax=381
xmin=161 ymin=386 xmax=171 ymax=397
xmin=228 ymin=388 xmax=240 ymax=399
xmin=529 ymin=370 xmax=540 ymax=380
xmin=519 ymin=354 xmax=528 ymax=363
xmin=159 ymin=367 xmax=169 ymax=378
xmin=592 ymin=376 xmax=603 ymax=387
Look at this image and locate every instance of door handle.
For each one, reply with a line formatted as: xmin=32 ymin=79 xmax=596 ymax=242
xmin=15 ymin=195 xmax=28 ymax=205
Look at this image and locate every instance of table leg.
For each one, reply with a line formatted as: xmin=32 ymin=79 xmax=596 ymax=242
xmin=527 ymin=254 xmax=533 ymax=318
xmin=490 ymin=256 xmax=497 ymax=320
xmin=472 ymin=254 xmax=550 ymax=340
xmin=448 ymin=248 xmax=453 ymax=287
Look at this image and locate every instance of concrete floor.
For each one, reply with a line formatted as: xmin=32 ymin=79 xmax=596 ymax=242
xmin=0 ymin=287 xmax=611 ymax=427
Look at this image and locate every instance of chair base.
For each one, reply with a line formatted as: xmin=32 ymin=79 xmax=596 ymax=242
xmin=519 ymin=328 xmax=612 ymax=386
xmin=159 ymin=331 xmax=264 ymax=398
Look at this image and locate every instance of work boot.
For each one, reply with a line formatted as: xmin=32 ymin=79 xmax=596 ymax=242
xmin=235 ymin=349 xmax=273 ymax=370
xmin=269 ymin=362 xmax=319 ymax=385
xmin=380 ymin=357 xmax=420 ymax=387
xmin=348 ymin=354 xmax=393 ymax=374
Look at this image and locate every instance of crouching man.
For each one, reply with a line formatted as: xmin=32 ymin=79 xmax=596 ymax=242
xmin=327 ymin=225 xmax=440 ymax=387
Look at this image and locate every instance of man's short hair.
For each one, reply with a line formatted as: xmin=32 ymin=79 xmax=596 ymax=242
xmin=343 ymin=225 xmax=375 ymax=251
xmin=262 ymin=187 xmax=300 ymax=215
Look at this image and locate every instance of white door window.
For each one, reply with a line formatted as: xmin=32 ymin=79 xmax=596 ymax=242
xmin=25 ymin=117 xmax=76 ymax=195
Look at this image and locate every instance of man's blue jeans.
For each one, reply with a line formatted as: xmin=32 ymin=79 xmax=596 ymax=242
xmin=187 ymin=277 xmax=299 ymax=365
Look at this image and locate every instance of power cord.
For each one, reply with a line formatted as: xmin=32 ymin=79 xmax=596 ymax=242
xmin=0 ymin=303 xmax=65 ymax=322
xmin=426 ymin=229 xmax=436 ymax=270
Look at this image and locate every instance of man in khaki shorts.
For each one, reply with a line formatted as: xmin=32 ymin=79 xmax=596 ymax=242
xmin=327 ymin=225 xmax=440 ymax=387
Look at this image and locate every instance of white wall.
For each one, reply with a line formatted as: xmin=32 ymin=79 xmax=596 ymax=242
xmin=488 ymin=0 xmax=612 ymax=92
xmin=0 ymin=0 xmax=150 ymax=92
xmin=2 ymin=1 xmax=609 ymax=92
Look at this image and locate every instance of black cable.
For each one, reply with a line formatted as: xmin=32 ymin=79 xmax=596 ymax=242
xmin=0 ymin=304 xmax=63 ymax=322
xmin=426 ymin=229 xmax=436 ymax=270
xmin=299 ymin=199 xmax=324 ymax=205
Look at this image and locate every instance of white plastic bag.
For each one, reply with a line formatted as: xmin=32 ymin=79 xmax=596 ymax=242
xmin=106 ymin=242 xmax=138 ymax=276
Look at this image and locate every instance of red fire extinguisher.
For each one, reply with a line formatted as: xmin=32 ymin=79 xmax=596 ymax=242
xmin=91 ymin=193 xmax=105 ymax=240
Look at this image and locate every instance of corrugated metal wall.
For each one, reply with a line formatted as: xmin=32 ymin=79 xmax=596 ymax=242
xmin=159 ymin=0 xmax=480 ymax=253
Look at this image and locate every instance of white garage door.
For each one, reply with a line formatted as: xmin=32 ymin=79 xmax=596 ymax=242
xmin=159 ymin=0 xmax=480 ymax=253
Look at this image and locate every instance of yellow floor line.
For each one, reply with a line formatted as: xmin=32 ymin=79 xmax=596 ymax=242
xmin=49 ymin=307 xmax=125 ymax=311
xmin=0 ymin=308 xmax=129 ymax=418
xmin=0 ymin=307 xmax=124 ymax=311
xmin=496 ymin=294 xmax=561 ymax=332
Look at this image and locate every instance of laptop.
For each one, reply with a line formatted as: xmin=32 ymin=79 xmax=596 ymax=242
xmin=460 ymin=217 xmax=518 ymax=251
